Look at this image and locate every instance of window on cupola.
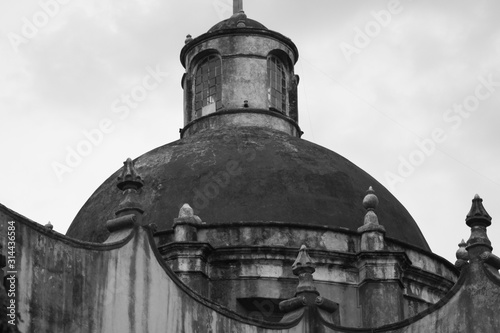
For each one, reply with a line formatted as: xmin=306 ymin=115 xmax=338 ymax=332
xmin=194 ymin=54 xmax=222 ymax=118
xmin=267 ymin=55 xmax=287 ymax=113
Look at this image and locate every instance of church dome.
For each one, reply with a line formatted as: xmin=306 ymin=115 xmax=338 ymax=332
xmin=66 ymin=125 xmax=430 ymax=251
xmin=66 ymin=3 xmax=430 ymax=252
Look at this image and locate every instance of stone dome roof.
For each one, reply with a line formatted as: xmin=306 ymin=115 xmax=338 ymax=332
xmin=66 ymin=126 xmax=430 ymax=251
xmin=208 ymin=11 xmax=267 ymax=33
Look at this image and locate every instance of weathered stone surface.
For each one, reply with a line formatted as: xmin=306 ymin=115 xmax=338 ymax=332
xmin=0 ymin=206 xmax=308 ymax=333
xmin=67 ymin=127 xmax=430 ymax=252
xmin=154 ymin=220 xmax=456 ymax=327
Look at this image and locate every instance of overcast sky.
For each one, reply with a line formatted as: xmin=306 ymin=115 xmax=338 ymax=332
xmin=1 ymin=0 xmax=499 ymax=262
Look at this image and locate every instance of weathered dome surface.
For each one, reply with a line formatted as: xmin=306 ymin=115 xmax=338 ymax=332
xmin=66 ymin=126 xmax=430 ymax=251
xmin=208 ymin=12 xmax=267 ymax=33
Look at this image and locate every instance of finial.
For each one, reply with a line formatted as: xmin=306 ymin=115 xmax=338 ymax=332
xmin=362 ymin=186 xmax=379 ymax=211
xmin=114 ymin=158 xmax=145 ymax=218
xmin=291 ymin=245 xmax=318 ymax=296
xmin=281 ymin=246 xmax=339 ymax=319
xmin=117 ymin=158 xmax=144 ymax=191
xmin=455 ymin=239 xmax=469 ymax=270
xmin=292 ymin=245 xmax=315 ymax=275
xmin=456 ymin=239 xmax=468 ymax=261
xmin=465 ymin=194 xmax=493 ymax=255
xmin=360 ymin=186 xmax=383 ymax=228
xmin=173 ymin=203 xmax=202 ymax=241
xmin=178 ymin=203 xmax=194 ymax=218
xmin=185 ymin=34 xmax=193 ymax=45
xmin=358 ymin=187 xmax=385 ymax=250
xmin=45 ymin=221 xmax=53 ymax=230
xmin=174 ymin=203 xmax=202 ymax=228
xmin=233 ymin=0 xmax=243 ymax=14
xmin=466 ymin=194 xmax=492 ymax=227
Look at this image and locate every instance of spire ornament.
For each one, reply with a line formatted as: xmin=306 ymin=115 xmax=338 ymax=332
xmin=115 ymin=158 xmax=144 ymax=217
xmin=292 ymin=245 xmax=316 ymax=277
xmin=358 ymin=187 xmax=385 ymax=251
xmin=465 ymin=194 xmax=493 ymax=257
xmin=173 ymin=203 xmax=203 ymax=242
xmin=358 ymin=186 xmax=385 ymax=233
xmin=279 ymin=245 xmax=339 ymax=324
xmin=466 ymin=194 xmax=492 ymax=227
xmin=456 ymin=239 xmax=469 ymax=260
xmin=105 ymin=158 xmax=145 ymax=240
xmin=455 ymin=239 xmax=469 ymax=270
xmin=290 ymin=245 xmax=318 ymax=295
xmin=117 ymin=158 xmax=144 ymax=191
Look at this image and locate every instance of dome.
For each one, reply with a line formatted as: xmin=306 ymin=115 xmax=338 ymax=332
xmin=208 ymin=11 xmax=267 ymax=33
xmin=66 ymin=126 xmax=430 ymax=251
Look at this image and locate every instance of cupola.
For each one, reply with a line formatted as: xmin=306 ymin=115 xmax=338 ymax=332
xmin=180 ymin=0 xmax=301 ymax=138
xmin=67 ymin=1 xmax=430 ymax=253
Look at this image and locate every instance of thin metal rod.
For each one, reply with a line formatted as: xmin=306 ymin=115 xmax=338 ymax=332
xmin=233 ymin=0 xmax=243 ymax=14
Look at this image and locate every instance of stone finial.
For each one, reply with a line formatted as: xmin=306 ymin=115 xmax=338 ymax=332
xmin=185 ymin=34 xmax=193 ymax=45
xmin=179 ymin=203 xmax=194 ymax=218
xmin=363 ymin=187 xmax=381 ymax=226
xmin=358 ymin=187 xmax=385 ymax=251
xmin=292 ymin=245 xmax=315 ymax=276
xmin=455 ymin=239 xmax=469 ymax=270
xmin=465 ymin=194 xmax=493 ymax=255
xmin=466 ymin=194 xmax=492 ymax=227
xmin=363 ymin=186 xmax=379 ymax=211
xmin=358 ymin=187 xmax=385 ymax=233
xmin=292 ymin=245 xmax=318 ymax=296
xmin=173 ymin=203 xmax=202 ymax=241
xmin=280 ymin=246 xmax=339 ymax=322
xmin=175 ymin=203 xmax=202 ymax=225
xmin=115 ymin=158 xmax=145 ymax=218
xmin=456 ymin=239 xmax=469 ymax=260
xmin=117 ymin=158 xmax=144 ymax=191
xmin=45 ymin=221 xmax=53 ymax=230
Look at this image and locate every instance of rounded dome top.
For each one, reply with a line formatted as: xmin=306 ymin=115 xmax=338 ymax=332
xmin=66 ymin=127 xmax=430 ymax=251
xmin=208 ymin=11 xmax=267 ymax=33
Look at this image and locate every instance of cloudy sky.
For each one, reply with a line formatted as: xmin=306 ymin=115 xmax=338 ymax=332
xmin=1 ymin=0 xmax=499 ymax=262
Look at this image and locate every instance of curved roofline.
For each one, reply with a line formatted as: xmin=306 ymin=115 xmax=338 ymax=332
xmin=67 ymin=126 xmax=431 ymax=249
xmin=0 ymin=202 xmax=135 ymax=250
xmin=180 ymin=28 xmax=299 ymax=68
xmin=319 ymin=264 xmax=469 ymax=332
xmin=387 ymin=236 xmax=455 ymax=273
xmin=143 ymin=225 xmax=306 ymax=329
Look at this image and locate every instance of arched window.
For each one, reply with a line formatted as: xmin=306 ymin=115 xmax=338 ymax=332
xmin=194 ymin=54 xmax=222 ymax=117
xmin=267 ymin=55 xmax=287 ymax=113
